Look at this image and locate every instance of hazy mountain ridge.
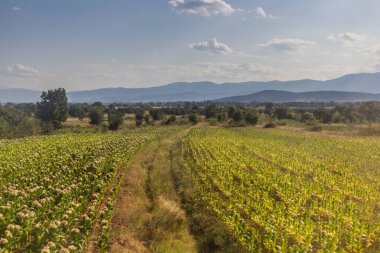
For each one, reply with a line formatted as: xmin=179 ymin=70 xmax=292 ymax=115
xmin=1 ymin=72 xmax=380 ymax=103
xmin=217 ymin=90 xmax=380 ymax=103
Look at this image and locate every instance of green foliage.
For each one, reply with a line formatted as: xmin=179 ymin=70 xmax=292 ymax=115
xmin=216 ymin=111 xmax=228 ymax=122
xmin=0 ymin=106 xmax=40 ymax=138
xmin=144 ymin=114 xmax=151 ymax=125
xmin=274 ymin=107 xmax=291 ymax=120
xmin=308 ymin=125 xmax=323 ymax=132
xmin=301 ymin=112 xmax=317 ymax=123
xmin=244 ymin=109 xmax=259 ymax=125
xmin=135 ymin=110 xmax=144 ymax=127
xmin=89 ymin=106 xmax=104 ymax=125
xmin=183 ymin=128 xmax=380 ymax=252
xmin=68 ymin=104 xmax=87 ymax=120
xmin=0 ymin=127 xmax=178 ymax=252
xmin=108 ymin=107 xmax=124 ymax=130
xmin=36 ymin=88 xmax=68 ymax=129
xmin=357 ymin=101 xmax=380 ymax=123
xmin=188 ymin=114 xmax=199 ymax=125
xmin=165 ymin=115 xmax=176 ymax=125
xmin=232 ymin=109 xmax=243 ymax=122
xmin=205 ymin=104 xmax=217 ymax=119
xmin=264 ymin=103 xmax=275 ymax=115
xmin=149 ymin=109 xmax=164 ymax=121
xmin=264 ymin=122 xmax=276 ymax=128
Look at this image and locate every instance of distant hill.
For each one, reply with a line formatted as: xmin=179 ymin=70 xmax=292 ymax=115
xmin=1 ymin=72 xmax=380 ymax=103
xmin=217 ymin=90 xmax=380 ymax=103
xmin=0 ymin=88 xmax=42 ymax=103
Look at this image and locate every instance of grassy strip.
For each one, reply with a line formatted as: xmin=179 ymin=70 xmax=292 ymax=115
xmin=108 ymin=128 xmax=197 ymax=252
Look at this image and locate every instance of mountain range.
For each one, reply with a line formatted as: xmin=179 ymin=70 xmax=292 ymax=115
xmin=217 ymin=90 xmax=380 ymax=103
xmin=1 ymin=72 xmax=380 ymax=103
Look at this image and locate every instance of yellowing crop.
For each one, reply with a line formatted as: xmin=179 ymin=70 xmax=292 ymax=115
xmin=182 ymin=128 xmax=380 ymax=252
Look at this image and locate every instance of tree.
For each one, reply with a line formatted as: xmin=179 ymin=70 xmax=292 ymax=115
xmin=0 ymin=106 xmax=39 ymax=138
xmin=108 ymin=107 xmax=124 ymax=130
xmin=165 ymin=115 xmax=176 ymax=125
xmin=313 ymin=109 xmax=333 ymax=124
xmin=274 ymin=107 xmax=290 ymax=120
xmin=264 ymin=103 xmax=274 ymax=116
xmin=205 ymin=104 xmax=217 ymax=119
xmin=188 ymin=114 xmax=199 ymax=125
xmin=217 ymin=111 xmax=228 ymax=122
xmin=232 ymin=109 xmax=243 ymax=122
xmin=89 ymin=107 xmax=104 ymax=125
xmin=135 ymin=110 xmax=144 ymax=127
xmin=36 ymin=88 xmax=68 ymax=129
xmin=301 ymin=112 xmax=316 ymax=123
xmin=358 ymin=102 xmax=380 ymax=125
xmin=245 ymin=110 xmax=259 ymax=125
xmin=149 ymin=109 xmax=164 ymax=121
xmin=144 ymin=114 xmax=151 ymax=125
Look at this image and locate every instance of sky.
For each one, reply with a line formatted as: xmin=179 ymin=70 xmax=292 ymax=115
xmin=1 ymin=0 xmax=380 ymax=91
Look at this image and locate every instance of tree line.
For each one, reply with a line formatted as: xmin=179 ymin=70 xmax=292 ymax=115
xmin=1 ymin=87 xmax=380 ymax=139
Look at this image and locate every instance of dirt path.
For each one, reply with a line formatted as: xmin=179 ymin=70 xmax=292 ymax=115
xmin=107 ymin=129 xmax=197 ymax=253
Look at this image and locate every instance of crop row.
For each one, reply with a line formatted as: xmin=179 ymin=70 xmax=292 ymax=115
xmin=0 ymin=127 xmax=179 ymax=252
xmin=182 ymin=128 xmax=380 ymax=252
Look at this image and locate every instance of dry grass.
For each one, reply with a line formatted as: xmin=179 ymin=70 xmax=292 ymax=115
xmin=62 ymin=117 xmax=92 ymax=127
xmin=108 ymin=128 xmax=197 ymax=253
xmin=108 ymin=145 xmax=154 ymax=253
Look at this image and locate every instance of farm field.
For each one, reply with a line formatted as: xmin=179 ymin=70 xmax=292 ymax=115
xmin=182 ymin=128 xmax=380 ymax=252
xmin=0 ymin=126 xmax=181 ymax=252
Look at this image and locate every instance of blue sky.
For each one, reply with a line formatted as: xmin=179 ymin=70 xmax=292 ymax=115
xmin=1 ymin=0 xmax=380 ymax=90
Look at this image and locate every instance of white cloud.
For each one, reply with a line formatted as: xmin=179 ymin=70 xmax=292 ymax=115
xmin=5 ymin=64 xmax=40 ymax=77
xmin=260 ymin=38 xmax=316 ymax=52
xmin=255 ymin=7 xmax=277 ymax=19
xmin=12 ymin=6 xmax=21 ymax=11
xmin=190 ymin=38 xmax=233 ymax=54
xmin=169 ymin=0 xmax=235 ymax=16
xmin=327 ymin=32 xmax=365 ymax=46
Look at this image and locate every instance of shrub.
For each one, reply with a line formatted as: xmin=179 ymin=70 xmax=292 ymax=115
xmin=108 ymin=108 xmax=124 ymax=130
xmin=188 ymin=114 xmax=199 ymax=125
xmin=308 ymin=125 xmax=322 ymax=132
xmin=245 ymin=110 xmax=259 ymax=125
xmin=165 ymin=115 xmax=176 ymax=125
xmin=89 ymin=107 xmax=104 ymax=125
xmin=264 ymin=122 xmax=276 ymax=128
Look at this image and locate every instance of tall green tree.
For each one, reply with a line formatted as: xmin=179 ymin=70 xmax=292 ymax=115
xmin=135 ymin=110 xmax=144 ymax=127
xmin=205 ymin=104 xmax=217 ymax=119
xmin=108 ymin=107 xmax=124 ymax=130
xmin=89 ymin=106 xmax=104 ymax=125
xmin=245 ymin=110 xmax=259 ymax=125
xmin=36 ymin=88 xmax=68 ymax=129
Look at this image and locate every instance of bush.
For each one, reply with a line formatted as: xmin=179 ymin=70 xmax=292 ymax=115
xmin=89 ymin=107 xmax=104 ymax=125
xmin=149 ymin=109 xmax=164 ymax=121
xmin=245 ymin=110 xmax=259 ymax=125
xmin=165 ymin=115 xmax=176 ymax=125
xmin=308 ymin=125 xmax=322 ymax=132
xmin=135 ymin=110 xmax=144 ymax=127
xmin=0 ymin=106 xmax=40 ymax=138
xmin=205 ymin=104 xmax=217 ymax=119
xmin=208 ymin=118 xmax=218 ymax=126
xmin=108 ymin=108 xmax=124 ymax=130
xmin=264 ymin=122 xmax=276 ymax=128
xmin=188 ymin=114 xmax=199 ymax=125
